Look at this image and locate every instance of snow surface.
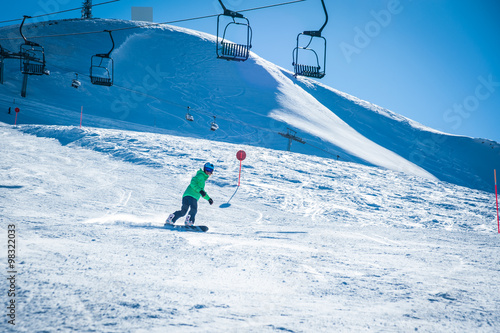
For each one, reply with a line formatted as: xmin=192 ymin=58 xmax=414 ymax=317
xmin=0 ymin=19 xmax=498 ymax=192
xmin=0 ymin=123 xmax=499 ymax=332
xmin=0 ymin=18 xmax=499 ymax=332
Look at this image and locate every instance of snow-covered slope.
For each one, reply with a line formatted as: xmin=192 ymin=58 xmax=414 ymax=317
xmin=1 ymin=123 xmax=498 ymax=332
xmin=0 ymin=19 xmax=498 ymax=192
xmin=1 ymin=18 xmax=499 ymax=333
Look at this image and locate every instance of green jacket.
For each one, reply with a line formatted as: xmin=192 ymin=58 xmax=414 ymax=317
xmin=183 ymin=169 xmax=211 ymax=201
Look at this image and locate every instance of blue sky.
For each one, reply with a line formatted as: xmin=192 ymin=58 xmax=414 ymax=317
xmin=2 ymin=0 xmax=499 ymax=142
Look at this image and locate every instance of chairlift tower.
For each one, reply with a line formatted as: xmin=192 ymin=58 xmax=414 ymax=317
xmin=19 ymin=16 xmax=48 ymax=97
xmin=82 ymin=0 xmax=92 ymax=19
xmin=279 ymin=128 xmax=306 ymax=151
xmin=1 ymin=45 xmax=23 ymax=85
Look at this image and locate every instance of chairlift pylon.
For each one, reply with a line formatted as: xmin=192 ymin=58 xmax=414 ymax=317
xmin=210 ymin=116 xmax=219 ymax=131
xmin=185 ymin=106 xmax=194 ymax=121
xmin=90 ymin=30 xmax=115 ymax=86
xmin=292 ymin=0 xmax=328 ymax=79
xmin=19 ymin=16 xmax=47 ymax=76
xmin=216 ymin=0 xmax=252 ymax=62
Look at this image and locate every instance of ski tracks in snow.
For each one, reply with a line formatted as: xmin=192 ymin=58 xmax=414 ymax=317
xmin=2 ymin=124 xmax=499 ymax=332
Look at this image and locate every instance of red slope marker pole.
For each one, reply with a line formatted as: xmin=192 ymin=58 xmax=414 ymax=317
xmin=495 ymin=169 xmax=499 ymax=233
xmin=236 ymin=150 xmax=246 ymax=187
xmin=80 ymin=106 xmax=83 ymax=128
xmin=14 ymin=107 xmax=20 ymax=126
xmin=238 ymin=160 xmax=242 ymax=186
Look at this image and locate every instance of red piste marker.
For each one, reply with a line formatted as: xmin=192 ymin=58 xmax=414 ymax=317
xmin=495 ymin=169 xmax=499 ymax=233
xmin=236 ymin=150 xmax=246 ymax=187
xmin=14 ymin=107 xmax=20 ymax=126
xmin=80 ymin=106 xmax=83 ymax=128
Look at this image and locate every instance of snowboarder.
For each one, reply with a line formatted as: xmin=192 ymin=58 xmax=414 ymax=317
xmin=165 ymin=162 xmax=214 ymax=226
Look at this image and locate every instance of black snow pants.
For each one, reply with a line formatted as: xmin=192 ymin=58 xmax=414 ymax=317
xmin=172 ymin=196 xmax=198 ymax=223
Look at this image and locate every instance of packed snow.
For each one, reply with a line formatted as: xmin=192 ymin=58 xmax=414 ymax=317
xmin=1 ymin=123 xmax=499 ymax=332
xmin=0 ymin=18 xmax=499 ymax=332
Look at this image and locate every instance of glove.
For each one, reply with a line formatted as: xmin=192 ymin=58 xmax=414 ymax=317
xmin=200 ymin=190 xmax=207 ymax=197
xmin=208 ymin=198 xmax=214 ymax=205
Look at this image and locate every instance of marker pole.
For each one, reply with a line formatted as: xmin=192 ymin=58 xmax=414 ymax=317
xmin=495 ymin=169 xmax=499 ymax=233
xmin=14 ymin=107 xmax=20 ymax=126
xmin=236 ymin=150 xmax=246 ymax=187
xmin=238 ymin=160 xmax=242 ymax=187
xmin=80 ymin=106 xmax=83 ymax=128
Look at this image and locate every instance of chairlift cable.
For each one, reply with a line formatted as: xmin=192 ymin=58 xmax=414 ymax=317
xmin=31 ymin=0 xmax=121 ymax=20
xmin=0 ymin=0 xmax=121 ymax=25
xmin=0 ymin=0 xmax=305 ymax=41
xmin=238 ymin=0 xmax=306 ymax=14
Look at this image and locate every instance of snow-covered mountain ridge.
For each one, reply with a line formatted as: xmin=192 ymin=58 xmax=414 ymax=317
xmin=0 ymin=18 xmax=498 ymax=192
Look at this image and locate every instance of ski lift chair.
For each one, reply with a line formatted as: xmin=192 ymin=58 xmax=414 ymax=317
xmin=71 ymin=73 xmax=81 ymax=89
xmin=210 ymin=116 xmax=219 ymax=131
xmin=185 ymin=107 xmax=194 ymax=121
xmin=216 ymin=0 xmax=252 ymax=62
xmin=90 ymin=30 xmax=115 ymax=86
xmin=292 ymin=0 xmax=328 ymax=79
xmin=90 ymin=55 xmax=113 ymax=86
xmin=19 ymin=16 xmax=47 ymax=76
xmin=292 ymin=35 xmax=326 ymax=79
xmin=20 ymin=43 xmax=46 ymax=75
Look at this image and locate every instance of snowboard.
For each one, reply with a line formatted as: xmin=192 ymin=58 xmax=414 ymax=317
xmin=164 ymin=224 xmax=209 ymax=232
